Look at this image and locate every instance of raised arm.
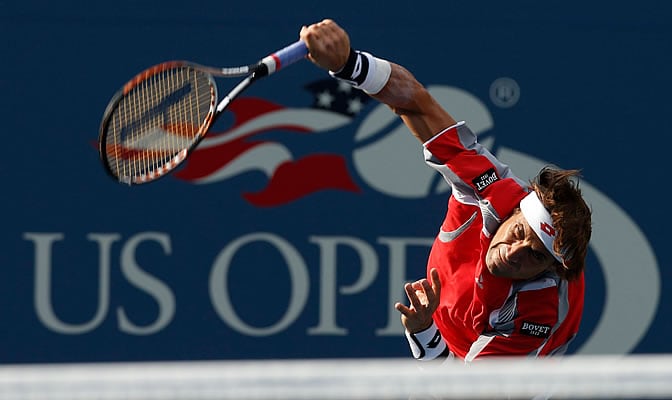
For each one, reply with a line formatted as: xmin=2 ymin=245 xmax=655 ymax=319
xmin=300 ymin=19 xmax=456 ymax=143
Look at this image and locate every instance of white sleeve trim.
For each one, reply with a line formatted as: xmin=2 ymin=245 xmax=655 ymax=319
xmin=422 ymin=121 xmax=466 ymax=147
xmin=464 ymin=334 xmax=496 ymax=363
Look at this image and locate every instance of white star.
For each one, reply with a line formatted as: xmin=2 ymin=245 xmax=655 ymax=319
xmin=337 ymin=80 xmax=353 ymax=93
xmin=347 ymin=97 xmax=365 ymax=114
xmin=316 ymin=90 xmax=335 ymax=108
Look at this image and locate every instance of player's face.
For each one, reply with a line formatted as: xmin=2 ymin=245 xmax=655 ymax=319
xmin=485 ymin=208 xmax=557 ymax=280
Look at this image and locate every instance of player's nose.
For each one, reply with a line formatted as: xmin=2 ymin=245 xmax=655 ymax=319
xmin=507 ymin=241 xmax=527 ymax=264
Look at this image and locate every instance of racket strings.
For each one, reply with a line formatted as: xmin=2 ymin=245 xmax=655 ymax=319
xmin=104 ymin=66 xmax=215 ymax=183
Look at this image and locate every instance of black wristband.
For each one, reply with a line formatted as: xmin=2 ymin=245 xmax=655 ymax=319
xmin=332 ymin=48 xmax=369 ymax=86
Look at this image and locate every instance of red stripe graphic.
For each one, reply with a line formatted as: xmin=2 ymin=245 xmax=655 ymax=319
xmin=243 ymin=154 xmax=360 ymax=207
xmin=174 ymin=97 xmax=360 ymax=207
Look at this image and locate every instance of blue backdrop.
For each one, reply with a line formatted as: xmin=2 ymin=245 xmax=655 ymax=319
xmin=1 ymin=1 xmax=669 ymax=363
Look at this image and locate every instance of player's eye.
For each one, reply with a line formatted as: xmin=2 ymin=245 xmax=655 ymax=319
xmin=530 ymin=249 xmax=545 ymax=262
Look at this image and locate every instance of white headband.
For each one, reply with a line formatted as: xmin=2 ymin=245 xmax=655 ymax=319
xmin=519 ymin=191 xmax=563 ymax=263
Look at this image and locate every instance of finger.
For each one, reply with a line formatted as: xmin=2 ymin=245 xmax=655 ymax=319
xmin=318 ymin=18 xmax=337 ymax=33
xmin=417 ymin=280 xmax=434 ymax=306
xmin=395 ymin=302 xmax=414 ymax=317
xmin=414 ymin=289 xmax=428 ymax=306
xmin=404 ymin=283 xmax=423 ymax=309
xmin=430 ymin=268 xmax=441 ymax=294
xmin=411 ymin=279 xmax=427 ymax=291
xmin=420 ymin=278 xmax=432 ymax=294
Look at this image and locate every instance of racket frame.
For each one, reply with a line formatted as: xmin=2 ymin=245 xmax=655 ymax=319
xmin=98 ymin=40 xmax=307 ymax=185
xmin=98 ymin=61 xmax=219 ymax=184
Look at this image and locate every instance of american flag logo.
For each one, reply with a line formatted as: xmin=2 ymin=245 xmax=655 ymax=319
xmin=173 ymin=79 xmax=372 ymax=207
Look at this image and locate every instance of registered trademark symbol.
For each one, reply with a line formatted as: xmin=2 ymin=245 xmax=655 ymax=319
xmin=489 ymin=77 xmax=520 ymax=108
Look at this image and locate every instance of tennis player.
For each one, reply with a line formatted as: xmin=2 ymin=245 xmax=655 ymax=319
xmin=300 ymin=19 xmax=592 ymax=362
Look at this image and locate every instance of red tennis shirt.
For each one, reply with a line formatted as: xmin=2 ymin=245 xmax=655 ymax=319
xmin=422 ymin=121 xmax=584 ymax=360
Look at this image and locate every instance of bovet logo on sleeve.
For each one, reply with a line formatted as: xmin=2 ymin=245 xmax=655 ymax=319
xmin=473 ymin=168 xmax=499 ymax=192
xmin=520 ymin=321 xmax=552 ymax=338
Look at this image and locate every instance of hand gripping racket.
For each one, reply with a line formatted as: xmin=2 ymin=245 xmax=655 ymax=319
xmin=98 ymin=41 xmax=308 ymax=185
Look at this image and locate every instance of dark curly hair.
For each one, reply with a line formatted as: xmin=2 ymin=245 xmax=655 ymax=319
xmin=529 ymin=167 xmax=592 ymax=280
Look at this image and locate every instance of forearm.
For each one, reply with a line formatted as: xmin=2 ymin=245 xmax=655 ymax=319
xmin=372 ymin=63 xmax=457 ymax=143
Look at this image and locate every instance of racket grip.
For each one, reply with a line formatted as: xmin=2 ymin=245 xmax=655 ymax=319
xmin=261 ymin=40 xmax=308 ymax=75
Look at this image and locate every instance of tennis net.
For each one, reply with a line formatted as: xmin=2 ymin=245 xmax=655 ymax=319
xmin=1 ymin=354 xmax=671 ymax=399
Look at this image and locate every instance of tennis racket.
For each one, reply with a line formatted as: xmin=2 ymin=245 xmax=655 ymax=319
xmin=98 ymin=40 xmax=308 ymax=185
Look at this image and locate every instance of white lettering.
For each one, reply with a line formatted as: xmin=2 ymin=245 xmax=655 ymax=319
xmin=26 ymin=231 xmax=435 ymax=338
xmin=117 ymin=232 xmax=176 ymax=335
xmin=376 ymin=237 xmax=434 ymax=335
xmin=25 ymin=232 xmax=117 ymax=334
xmin=307 ymin=236 xmax=379 ymax=335
xmin=208 ymin=232 xmax=309 ymax=336
xmin=521 ymin=322 xmax=551 ymax=336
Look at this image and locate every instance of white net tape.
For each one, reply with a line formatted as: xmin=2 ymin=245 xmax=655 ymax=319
xmin=1 ymin=355 xmax=671 ymax=399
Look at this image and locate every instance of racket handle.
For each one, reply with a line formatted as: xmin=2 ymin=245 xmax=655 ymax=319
xmin=260 ymin=40 xmax=308 ymax=75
